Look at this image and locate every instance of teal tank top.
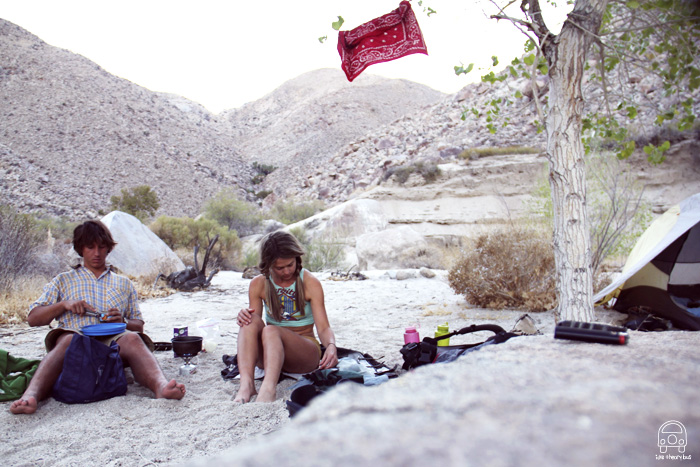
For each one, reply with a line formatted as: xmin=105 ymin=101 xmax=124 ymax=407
xmin=264 ymin=269 xmax=314 ymax=327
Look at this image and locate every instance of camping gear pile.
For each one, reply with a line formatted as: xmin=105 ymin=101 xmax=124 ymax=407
xmin=594 ymin=193 xmax=700 ymax=330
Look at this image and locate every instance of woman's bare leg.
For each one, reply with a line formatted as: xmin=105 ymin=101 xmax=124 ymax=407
xmin=233 ymin=314 xmax=265 ymax=403
xmin=256 ymin=326 xmax=320 ymax=403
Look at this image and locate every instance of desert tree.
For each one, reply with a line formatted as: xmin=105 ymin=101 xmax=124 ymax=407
xmin=476 ymin=0 xmax=699 ymax=321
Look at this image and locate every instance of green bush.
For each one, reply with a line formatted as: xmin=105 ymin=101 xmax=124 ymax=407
xmin=289 ymin=226 xmax=346 ymax=272
xmin=270 ymin=199 xmax=325 ymax=225
xmin=458 ymin=146 xmax=541 ymax=160
xmin=149 ymin=216 xmax=242 ymax=270
xmin=384 ymin=162 xmax=441 ymax=185
xmin=241 ymin=246 xmax=260 ymax=269
xmin=110 ymin=185 xmax=160 ymax=221
xmin=0 ymin=205 xmax=44 ymax=293
xmin=202 ymin=189 xmax=263 ymax=236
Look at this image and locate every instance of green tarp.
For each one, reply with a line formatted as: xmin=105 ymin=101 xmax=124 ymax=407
xmin=0 ymin=349 xmax=40 ymax=401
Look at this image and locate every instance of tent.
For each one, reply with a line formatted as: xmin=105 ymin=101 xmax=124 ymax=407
xmin=594 ymin=193 xmax=700 ymax=330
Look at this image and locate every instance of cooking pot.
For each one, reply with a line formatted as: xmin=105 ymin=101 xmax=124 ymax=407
xmin=171 ymin=335 xmax=203 ymax=357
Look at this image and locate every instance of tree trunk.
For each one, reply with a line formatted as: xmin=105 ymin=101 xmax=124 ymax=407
xmin=544 ymin=0 xmax=608 ymax=322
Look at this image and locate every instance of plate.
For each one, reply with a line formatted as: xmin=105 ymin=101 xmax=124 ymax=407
xmin=81 ymin=323 xmax=127 ymax=336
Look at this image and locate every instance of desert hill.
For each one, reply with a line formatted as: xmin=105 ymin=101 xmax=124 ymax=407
xmin=221 ymin=68 xmax=445 ymax=185
xmin=1 ymin=17 xmax=699 ymax=231
xmin=0 ymin=19 xmax=445 ymax=221
xmin=0 ymin=19 xmax=252 ymax=219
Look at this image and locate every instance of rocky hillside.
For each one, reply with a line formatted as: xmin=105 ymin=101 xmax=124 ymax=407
xmin=221 ymin=68 xmax=444 ymax=189
xmin=259 ymin=71 xmax=700 ymax=207
xmin=0 ymin=20 xmax=445 ymax=221
xmin=0 ymin=19 xmax=255 ymax=219
xmin=1 ymin=17 xmax=698 ymax=230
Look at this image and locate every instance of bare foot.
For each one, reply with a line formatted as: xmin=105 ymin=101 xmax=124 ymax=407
xmin=10 ymin=396 xmax=38 ymax=414
xmin=156 ymin=379 xmax=185 ymax=400
xmin=255 ymin=385 xmax=276 ymax=403
xmin=234 ymin=381 xmax=257 ymax=403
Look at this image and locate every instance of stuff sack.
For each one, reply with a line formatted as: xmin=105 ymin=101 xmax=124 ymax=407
xmin=52 ymin=333 xmax=127 ymax=404
xmin=400 ymin=324 xmax=518 ymax=370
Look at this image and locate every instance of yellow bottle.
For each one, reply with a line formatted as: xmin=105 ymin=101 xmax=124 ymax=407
xmin=435 ymin=323 xmax=450 ymax=346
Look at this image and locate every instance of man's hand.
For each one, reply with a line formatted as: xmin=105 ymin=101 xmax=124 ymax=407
xmin=101 ymin=308 xmax=124 ymax=323
xmin=63 ymin=300 xmax=96 ymax=316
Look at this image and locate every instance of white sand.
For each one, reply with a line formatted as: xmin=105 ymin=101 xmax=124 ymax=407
xmin=2 ymin=270 xmax=548 ymax=466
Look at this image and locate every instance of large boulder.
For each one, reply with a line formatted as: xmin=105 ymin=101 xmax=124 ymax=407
xmin=355 ymin=225 xmax=441 ymax=270
xmin=292 ymin=198 xmax=388 ymax=239
xmin=101 ymin=211 xmax=184 ymax=278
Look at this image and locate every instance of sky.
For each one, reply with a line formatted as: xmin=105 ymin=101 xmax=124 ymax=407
xmin=0 ymin=1 xmax=570 ymax=113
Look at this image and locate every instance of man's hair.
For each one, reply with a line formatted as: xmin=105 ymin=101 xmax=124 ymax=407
xmin=73 ymin=220 xmax=117 ymax=257
xmin=258 ymin=230 xmax=306 ymax=322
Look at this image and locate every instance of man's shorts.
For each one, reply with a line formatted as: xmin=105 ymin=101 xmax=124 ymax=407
xmin=44 ymin=328 xmax=155 ymax=353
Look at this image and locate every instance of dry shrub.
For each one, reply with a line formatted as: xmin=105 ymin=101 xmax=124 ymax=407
xmin=448 ymin=226 xmax=556 ymax=312
xmin=130 ymin=273 xmax=177 ymax=300
xmin=0 ymin=276 xmax=47 ymax=325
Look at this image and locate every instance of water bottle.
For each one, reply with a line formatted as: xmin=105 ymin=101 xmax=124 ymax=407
xmin=404 ymin=326 xmax=420 ymax=344
xmin=435 ymin=323 xmax=450 ymax=346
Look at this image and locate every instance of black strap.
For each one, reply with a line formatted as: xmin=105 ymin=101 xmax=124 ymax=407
xmin=423 ymin=324 xmax=507 ymax=345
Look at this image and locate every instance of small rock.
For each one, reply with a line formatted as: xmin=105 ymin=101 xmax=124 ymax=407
xmin=419 ymin=267 xmax=436 ymax=279
xmin=396 ymin=270 xmax=416 ymax=280
xmin=242 ymin=266 xmax=261 ymax=279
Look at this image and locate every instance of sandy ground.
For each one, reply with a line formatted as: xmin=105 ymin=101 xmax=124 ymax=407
xmin=1 ymin=269 xmax=550 ymax=466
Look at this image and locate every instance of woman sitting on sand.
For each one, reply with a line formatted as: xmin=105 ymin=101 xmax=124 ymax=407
xmin=234 ymin=230 xmax=338 ymax=403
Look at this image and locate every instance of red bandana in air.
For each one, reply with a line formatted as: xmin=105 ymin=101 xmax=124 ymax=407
xmin=337 ymin=1 xmax=428 ymax=82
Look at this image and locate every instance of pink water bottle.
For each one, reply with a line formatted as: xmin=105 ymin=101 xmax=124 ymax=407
xmin=404 ymin=326 xmax=420 ymax=344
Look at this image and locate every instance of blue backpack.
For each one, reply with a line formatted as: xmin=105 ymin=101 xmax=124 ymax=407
xmin=52 ymin=333 xmax=127 ymax=404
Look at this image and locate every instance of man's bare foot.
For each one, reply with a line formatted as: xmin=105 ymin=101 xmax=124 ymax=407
xmin=234 ymin=381 xmax=257 ymax=403
xmin=156 ymin=379 xmax=185 ymax=400
xmin=10 ymin=396 xmax=38 ymax=414
xmin=255 ymin=386 xmax=276 ymax=403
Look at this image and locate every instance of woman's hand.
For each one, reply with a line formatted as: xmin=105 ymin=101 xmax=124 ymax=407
xmin=319 ymin=343 xmax=338 ymax=369
xmin=237 ymin=308 xmax=254 ymax=327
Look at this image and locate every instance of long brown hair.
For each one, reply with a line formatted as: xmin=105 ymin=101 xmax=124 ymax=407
xmin=258 ymin=230 xmax=306 ymax=322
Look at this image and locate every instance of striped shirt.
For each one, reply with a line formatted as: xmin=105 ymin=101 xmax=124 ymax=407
xmin=30 ymin=265 xmax=142 ymax=330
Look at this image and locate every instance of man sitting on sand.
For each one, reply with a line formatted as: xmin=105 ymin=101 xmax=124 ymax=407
xmin=10 ymin=220 xmax=185 ymax=414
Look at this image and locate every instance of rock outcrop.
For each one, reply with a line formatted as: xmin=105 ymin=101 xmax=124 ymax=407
xmin=101 ymin=211 xmax=184 ymax=277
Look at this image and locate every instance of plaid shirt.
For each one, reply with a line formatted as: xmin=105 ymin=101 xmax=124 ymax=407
xmin=30 ymin=265 xmax=142 ymax=330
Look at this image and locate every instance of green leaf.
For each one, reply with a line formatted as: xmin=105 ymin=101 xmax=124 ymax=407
xmin=617 ymin=140 xmax=636 ymax=159
xmin=524 ymin=54 xmax=535 ymax=66
xmin=454 ymin=63 xmax=474 ymax=76
xmin=491 ymin=56 xmax=499 ymax=67
xmin=318 ymin=36 xmax=327 ymax=44
xmin=332 ymin=16 xmax=344 ymax=31
xmin=514 ymin=90 xmax=523 ymax=99
xmin=626 ymin=106 xmax=638 ymax=119
xmin=628 ymin=0 xmax=640 ymax=9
